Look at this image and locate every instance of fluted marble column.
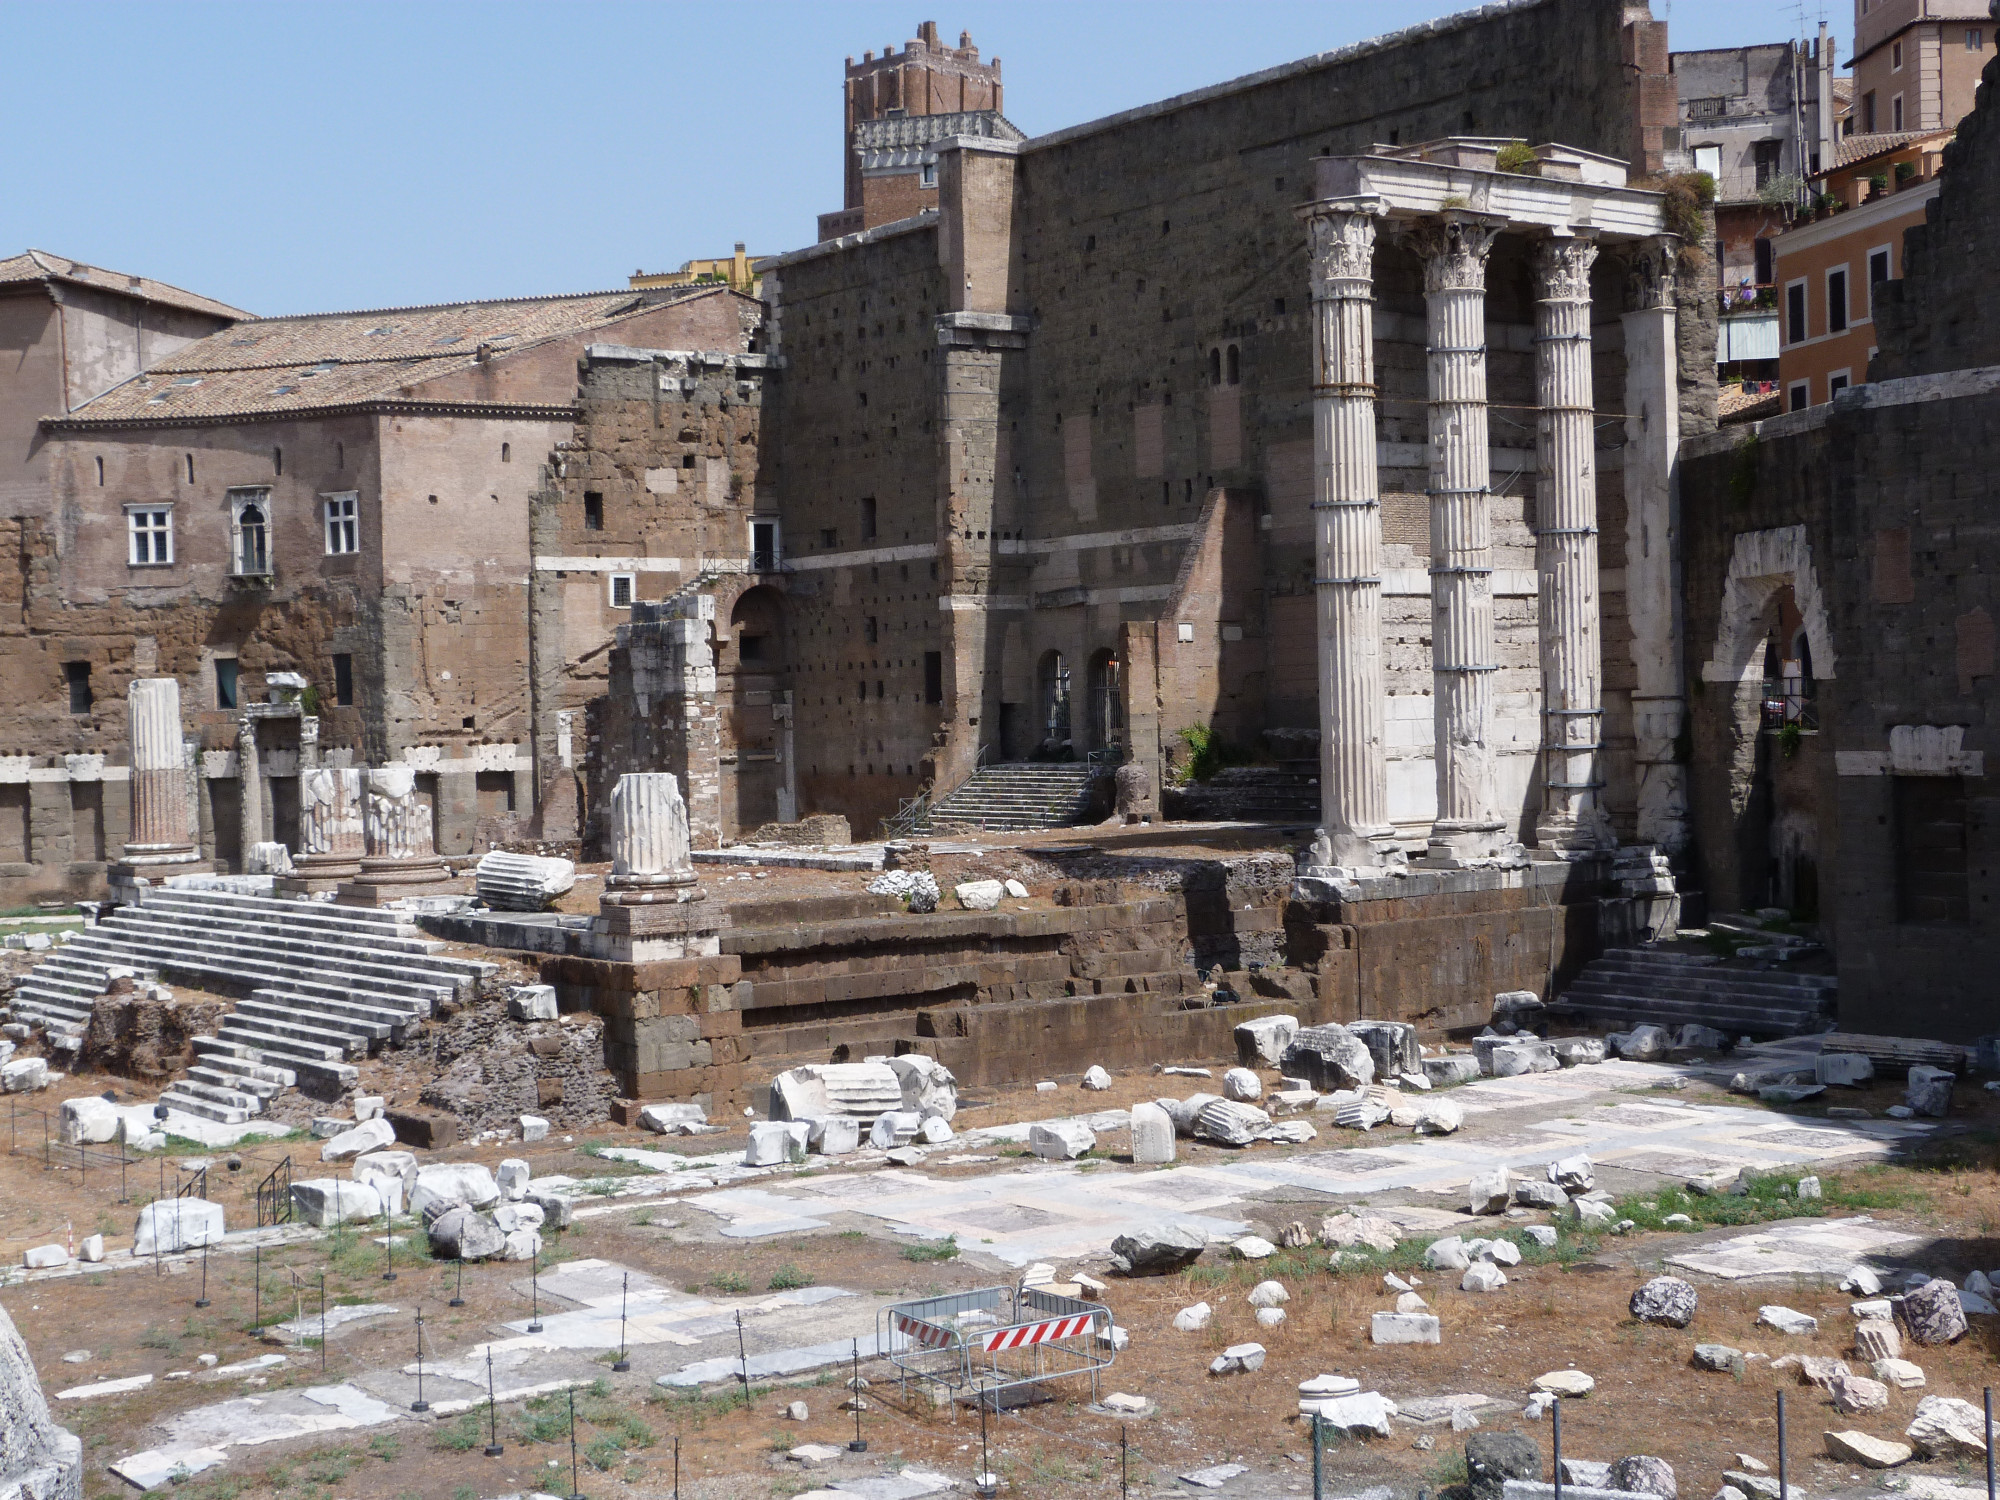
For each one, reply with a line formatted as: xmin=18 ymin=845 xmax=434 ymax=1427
xmin=1298 ymin=197 xmax=1396 ymax=871
xmin=292 ymin=768 xmax=364 ymax=882
xmin=1532 ymin=234 xmax=1614 ymax=852
xmin=355 ymin=766 xmax=446 ymax=885
xmin=121 ymin=678 xmax=200 ymax=866
xmin=1414 ymin=213 xmax=1508 ymax=866
xmin=603 ymin=772 xmax=698 ymax=903
xmin=1622 ymin=236 xmax=1691 ymax=856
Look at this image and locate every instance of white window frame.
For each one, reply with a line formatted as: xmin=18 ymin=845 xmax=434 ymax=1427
xmin=1867 ymin=244 xmax=1894 ymax=315
xmin=1893 ymin=92 xmax=1905 ymax=131
xmin=750 ymin=516 xmax=782 ymax=572
xmin=1828 ymin=369 xmax=1853 ymax=398
xmin=125 ymin=503 xmax=174 ymax=566
xmin=919 ymin=158 xmax=937 ymax=190
xmin=1692 ymin=144 xmax=1722 ymax=179
xmin=1825 ymin=264 xmax=1851 ymax=334
xmin=322 ymin=491 xmax=359 ymax=555
xmin=607 ymin=572 xmax=635 ymax=609
xmin=1788 ymin=380 xmax=1811 ymax=413
xmin=1970 ymin=28 xmax=1985 ymax=51
xmin=228 ymin=486 xmax=273 ymax=577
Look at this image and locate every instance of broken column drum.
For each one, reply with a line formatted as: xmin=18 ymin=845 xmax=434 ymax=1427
xmin=121 ymin=677 xmax=201 ymax=868
xmin=358 ymin=767 xmax=446 ymax=883
xmin=1300 ymin=199 xmax=1396 ymax=870
xmin=1532 ymin=233 xmax=1613 ymax=852
xmin=293 ymin=768 xmax=365 ymax=881
xmin=1414 ymin=213 xmax=1508 ymax=866
xmin=604 ymin=772 xmax=698 ymax=901
xmin=236 ymin=714 xmax=265 ymax=853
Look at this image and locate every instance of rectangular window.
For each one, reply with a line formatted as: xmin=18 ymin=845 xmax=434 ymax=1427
xmin=1970 ymin=28 xmax=1984 ymax=50
xmin=1892 ymin=39 xmax=1903 ymax=70
xmin=1786 ymin=281 xmax=1808 ymax=344
xmin=583 ymin=492 xmax=603 ymax=531
xmin=1868 ymin=246 xmax=1893 ymax=313
xmin=1827 ymin=267 xmax=1849 ymax=333
xmin=608 ymin=573 xmax=634 ymax=608
xmin=323 ymin=492 xmax=359 ymax=554
xmin=227 ymin=487 xmax=272 ymax=576
xmin=1753 ymin=237 xmax=1774 ymax=285
xmin=474 ymin=770 xmax=516 ymax=816
xmin=860 ymin=496 xmax=877 ymax=540
xmin=1863 ymin=91 xmax=1877 ymax=132
xmin=1893 ymin=93 xmax=1904 ymax=131
xmin=924 ymin=650 xmax=943 ymax=705
xmin=126 ymin=505 xmax=173 ymax=566
xmin=332 ymin=652 xmax=353 ymax=707
xmin=64 ymin=661 xmax=92 ymax=714
xmin=1789 ymin=381 xmax=1810 ymax=412
xmin=1896 ymin=775 xmax=1970 ymax=924
xmin=864 ymin=615 xmax=878 ymax=644
xmin=1828 ymin=371 xmax=1851 ymax=397
xmin=1693 ymin=144 xmax=1721 ymax=178
xmin=751 ymin=518 xmax=780 ymax=572
xmin=215 ymin=658 xmax=239 ymax=710
xmin=1752 ymin=139 xmax=1783 ymax=189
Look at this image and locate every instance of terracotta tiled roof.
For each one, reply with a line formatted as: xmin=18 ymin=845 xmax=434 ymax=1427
xmin=52 ymin=284 xmax=721 ymax=426
xmin=1833 ymin=129 xmax=1953 ymax=170
xmin=0 ymin=250 xmax=250 ymax=322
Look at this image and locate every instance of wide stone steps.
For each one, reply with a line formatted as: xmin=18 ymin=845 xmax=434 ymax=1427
xmin=97 ymin=908 xmax=478 ymax=991
xmin=194 ymin=1034 xmax=355 ymax=1089
xmin=1555 ymin=945 xmax=1836 ymax=1038
xmin=920 ymin=764 xmax=1100 ymax=832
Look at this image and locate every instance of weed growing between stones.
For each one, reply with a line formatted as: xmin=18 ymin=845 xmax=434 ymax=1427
xmin=767 ymin=1263 xmax=814 ymax=1290
xmin=900 ymin=1234 xmax=959 ymax=1263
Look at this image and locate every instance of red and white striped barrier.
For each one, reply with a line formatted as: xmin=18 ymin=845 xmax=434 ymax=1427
xmin=976 ymin=1312 xmax=1097 ymax=1353
xmin=894 ymin=1314 xmax=956 ymax=1351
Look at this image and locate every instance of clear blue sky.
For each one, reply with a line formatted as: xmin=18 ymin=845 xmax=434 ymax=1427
xmin=4 ymin=0 xmax=1845 ymax=318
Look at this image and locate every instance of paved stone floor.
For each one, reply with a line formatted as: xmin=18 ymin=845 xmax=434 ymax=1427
xmin=104 ymin=1046 xmax=1952 ymax=1493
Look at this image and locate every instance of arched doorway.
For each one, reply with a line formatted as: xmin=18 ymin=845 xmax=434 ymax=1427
xmin=1035 ymin=651 xmax=1072 ymax=759
xmin=722 ymin=586 xmax=788 ymax=837
xmin=1087 ymin=648 xmax=1123 ymax=756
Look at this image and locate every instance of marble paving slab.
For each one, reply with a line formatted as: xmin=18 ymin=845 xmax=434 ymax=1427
xmin=1665 ymin=1216 xmax=1929 ymax=1280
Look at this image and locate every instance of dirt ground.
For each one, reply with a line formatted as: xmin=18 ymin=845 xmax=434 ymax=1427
xmin=4 ymin=1050 xmax=2000 ymax=1500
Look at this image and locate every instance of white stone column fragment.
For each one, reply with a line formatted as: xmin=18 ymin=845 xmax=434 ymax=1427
xmin=121 ymin=678 xmax=199 ymax=867
xmin=1621 ymin=236 xmax=1690 ymax=856
xmin=236 ymin=716 xmax=264 ymax=856
xmin=1298 ymin=197 xmax=1397 ymax=871
xmin=355 ymin=766 xmax=445 ymax=885
xmin=604 ymin=772 xmax=697 ymax=902
xmin=292 ymin=768 xmax=364 ymax=882
xmin=1532 ymin=234 xmax=1614 ymax=852
xmin=1413 ymin=213 xmax=1509 ymax=866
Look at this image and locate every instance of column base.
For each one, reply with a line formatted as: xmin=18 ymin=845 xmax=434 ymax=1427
xmin=334 ymin=855 xmax=450 ymax=906
xmin=1532 ymin=808 xmax=1616 ymax=856
xmin=583 ymin=891 xmax=729 ymax=963
xmin=116 ymin=845 xmax=204 ymax=869
xmin=1421 ymin=823 xmax=1524 ymax=870
xmin=280 ymin=853 xmax=365 ymax=895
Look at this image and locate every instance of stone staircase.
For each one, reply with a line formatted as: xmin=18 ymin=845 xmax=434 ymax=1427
xmin=1553 ymin=946 xmax=1838 ymax=1038
xmin=8 ymin=888 xmax=493 ymax=1122
xmin=917 ymin=762 xmax=1101 ymax=832
xmin=1164 ymin=763 xmax=1320 ymax=824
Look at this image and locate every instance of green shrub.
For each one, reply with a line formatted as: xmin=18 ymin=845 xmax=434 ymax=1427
xmin=1494 ymin=140 xmax=1538 ymax=174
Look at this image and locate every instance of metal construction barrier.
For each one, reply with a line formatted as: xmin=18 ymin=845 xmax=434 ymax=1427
xmin=879 ymin=1279 xmax=1113 ymax=1408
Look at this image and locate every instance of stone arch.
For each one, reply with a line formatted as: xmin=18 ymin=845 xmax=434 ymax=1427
xmin=1700 ymin=525 xmax=1836 ymax=687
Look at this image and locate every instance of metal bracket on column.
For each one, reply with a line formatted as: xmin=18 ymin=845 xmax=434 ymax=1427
xmin=1312 ymin=381 xmax=1379 ymax=396
xmin=1531 ymin=332 xmax=1594 ymax=344
xmin=1309 ymin=499 xmax=1381 ymax=510
xmin=1425 ymin=485 xmax=1491 ymax=498
xmin=1314 ymin=575 xmax=1384 ymax=586
xmin=1425 ymin=344 xmax=1489 ymax=356
xmin=1429 ymin=565 xmax=1495 ymax=576
xmin=1534 ymin=526 xmax=1599 ymax=537
xmin=1434 ymin=662 xmax=1502 ymax=673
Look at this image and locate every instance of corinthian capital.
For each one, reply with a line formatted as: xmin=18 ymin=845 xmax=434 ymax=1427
xmin=1531 ymin=234 xmax=1599 ymax=303
xmin=1302 ymin=203 xmax=1381 ymax=298
xmin=1408 ymin=212 xmax=1504 ymax=294
xmin=1623 ymin=236 xmax=1678 ymax=311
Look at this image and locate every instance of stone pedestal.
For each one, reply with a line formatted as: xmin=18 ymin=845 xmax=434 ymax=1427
xmin=282 ymin=768 xmax=364 ymax=894
xmin=335 ymin=767 xmax=449 ymax=906
xmin=1531 ymin=234 xmax=1615 ymax=853
xmin=109 ymin=677 xmax=207 ymax=901
xmin=589 ymin=773 xmax=725 ymax=961
xmin=1413 ymin=214 xmax=1514 ymax=868
xmin=1300 ymin=199 xmax=1400 ymax=873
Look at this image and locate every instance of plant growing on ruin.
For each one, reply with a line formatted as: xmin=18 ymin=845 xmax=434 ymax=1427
xmin=1647 ymin=170 xmax=1715 ymax=269
xmin=1494 ymin=140 xmax=1537 ymax=174
xmin=1777 ymin=721 xmax=1803 ymax=759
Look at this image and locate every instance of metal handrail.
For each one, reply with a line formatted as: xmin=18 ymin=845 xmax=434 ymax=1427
xmin=256 ymin=1155 xmax=294 ymax=1228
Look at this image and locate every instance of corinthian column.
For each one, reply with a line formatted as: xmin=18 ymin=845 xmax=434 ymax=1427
xmin=1532 ymin=234 xmax=1614 ymax=852
xmin=1413 ymin=213 xmax=1509 ymax=867
xmin=121 ymin=678 xmax=200 ymax=867
xmin=1297 ymin=197 xmax=1396 ymax=872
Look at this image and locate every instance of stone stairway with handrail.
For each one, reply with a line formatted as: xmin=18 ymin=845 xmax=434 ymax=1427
xmin=7 ymin=887 xmax=494 ymax=1123
xmin=914 ymin=762 xmax=1102 ymax=833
